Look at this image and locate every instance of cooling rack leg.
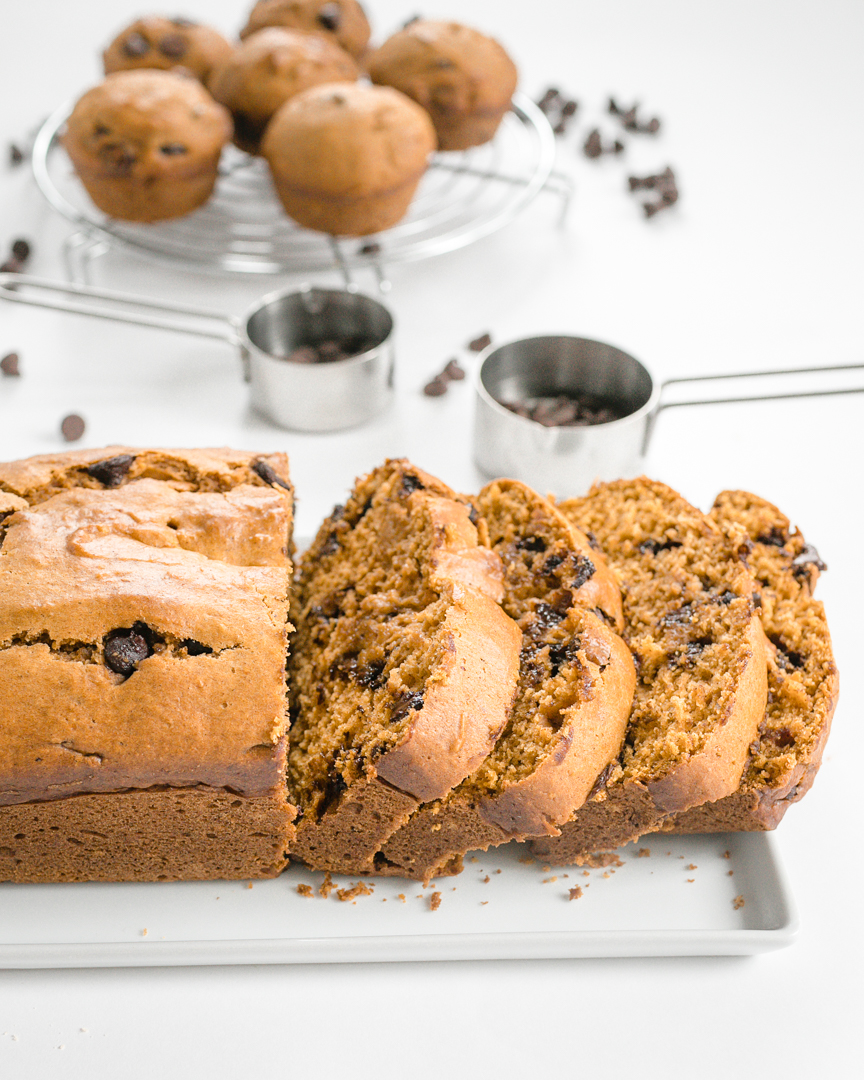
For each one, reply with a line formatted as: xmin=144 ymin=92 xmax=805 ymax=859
xmin=62 ymin=232 xmax=109 ymax=285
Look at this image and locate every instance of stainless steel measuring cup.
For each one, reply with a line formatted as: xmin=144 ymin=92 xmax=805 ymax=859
xmin=0 ymin=275 xmax=395 ymax=432
xmin=474 ymin=334 xmax=864 ymax=495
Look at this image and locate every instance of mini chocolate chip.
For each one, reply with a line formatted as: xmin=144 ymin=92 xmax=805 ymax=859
xmin=561 ymin=100 xmax=578 ymax=117
xmin=60 ymin=414 xmax=86 ymax=442
xmin=423 ymin=377 xmax=448 ymax=396
xmin=159 ymin=33 xmax=187 ymax=58
xmin=8 ymin=143 xmax=25 ymax=166
xmin=358 ymin=241 xmax=381 ymax=256
xmin=86 ymin=453 xmax=135 ymax=487
xmin=103 ymin=628 xmax=150 ymax=677
xmin=122 ymin=32 xmax=150 ymax=58
xmin=160 ymin=143 xmax=188 ymax=156
xmin=252 ymin=458 xmax=292 ymax=491
xmin=399 ymin=473 xmax=425 ymax=496
xmin=1 ymin=352 xmax=20 ymax=377
xmin=468 ymin=332 xmax=492 ymax=352
xmin=317 ymin=2 xmax=342 ymax=31
xmin=10 ymin=239 xmax=30 ymax=263
xmin=443 ymin=359 xmax=465 ymax=380
xmin=638 ymin=537 xmax=683 ymax=555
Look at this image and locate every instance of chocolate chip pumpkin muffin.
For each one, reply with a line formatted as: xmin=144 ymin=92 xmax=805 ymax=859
xmin=368 ymin=20 xmax=518 ymax=151
xmin=208 ymin=27 xmax=358 ymax=155
xmin=63 ymin=70 xmax=233 ymax=222
xmin=240 ymin=0 xmax=371 ymax=61
xmin=103 ymin=16 xmax=234 ymax=84
xmin=261 ymin=82 xmax=436 ymax=236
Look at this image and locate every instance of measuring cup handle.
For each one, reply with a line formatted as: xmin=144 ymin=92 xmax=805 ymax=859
xmin=0 ymin=272 xmax=238 ymax=344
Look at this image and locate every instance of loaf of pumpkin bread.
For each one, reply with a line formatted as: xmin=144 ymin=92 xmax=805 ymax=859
xmin=0 ymin=447 xmax=296 ymax=882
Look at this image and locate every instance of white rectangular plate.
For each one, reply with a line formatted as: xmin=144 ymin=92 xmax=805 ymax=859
xmin=0 ymin=831 xmax=797 ymax=967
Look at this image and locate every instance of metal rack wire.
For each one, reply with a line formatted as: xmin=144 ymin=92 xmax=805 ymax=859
xmin=32 ymin=93 xmax=568 ymax=287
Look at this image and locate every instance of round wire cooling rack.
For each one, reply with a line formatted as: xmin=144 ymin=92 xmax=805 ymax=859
xmin=32 ymin=92 xmax=562 ymax=282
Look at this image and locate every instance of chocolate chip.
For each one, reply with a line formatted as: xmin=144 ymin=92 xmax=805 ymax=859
xmin=638 ymin=537 xmax=682 ymax=556
xmin=60 ymin=414 xmax=86 ymax=442
xmin=767 ymin=727 xmax=795 ymax=748
xmin=0 ymin=352 xmax=20 ymax=377
xmin=536 ymin=87 xmax=562 ymax=112
xmin=103 ymin=627 xmax=151 ymax=677
xmin=122 ymin=32 xmax=150 ymax=58
xmin=358 ymin=241 xmax=381 ymax=256
xmin=86 ymin=453 xmax=135 ymax=487
xmin=317 ymin=3 xmax=342 ymax=31
xmin=399 ymin=473 xmax=425 ymax=496
xmin=252 ymin=458 xmax=292 ymax=491
xmin=570 ymin=555 xmax=596 ymax=590
xmin=468 ymin=332 xmax=492 ymax=352
xmin=499 ymin=392 xmax=626 ymax=427
xmin=561 ymin=100 xmax=578 ymax=117
xmin=389 ymin=690 xmax=424 ymax=723
xmin=159 ymin=143 xmax=188 ymax=156
xmin=0 ymin=258 xmax=21 ymax=273
xmin=8 ymin=143 xmax=25 ymax=166
xmin=516 ymin=535 xmax=546 ymax=553
xmin=423 ymin=377 xmax=448 ymax=396
xmin=583 ymin=129 xmax=625 ymax=159
xmin=10 ymin=239 xmax=30 ymax=263
xmin=159 ymin=33 xmax=187 ymax=58
xmin=792 ymin=542 xmax=827 ymax=572
xmin=443 ymin=359 xmax=465 ymax=381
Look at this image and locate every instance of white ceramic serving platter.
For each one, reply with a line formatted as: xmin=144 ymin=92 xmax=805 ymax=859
xmin=0 ymin=831 xmax=796 ymax=968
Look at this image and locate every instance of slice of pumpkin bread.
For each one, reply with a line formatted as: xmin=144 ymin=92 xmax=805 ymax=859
xmin=374 ymin=479 xmax=635 ymax=883
xmin=287 ymin=460 xmax=522 ymax=875
xmin=530 ymin=477 xmax=768 ymax=865
xmin=664 ymin=490 xmax=838 ymax=832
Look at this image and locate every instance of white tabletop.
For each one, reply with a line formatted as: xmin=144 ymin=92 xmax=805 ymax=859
xmin=0 ymin=1 xmax=862 ymax=1075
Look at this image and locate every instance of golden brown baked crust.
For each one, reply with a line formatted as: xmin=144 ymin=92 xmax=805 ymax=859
xmin=240 ymin=0 xmax=371 ymax=60
xmin=0 ymin=447 xmax=296 ymax=883
xmin=209 ymin=27 xmax=358 ymax=154
xmin=664 ymin=490 xmax=838 ymax=832
xmin=63 ymin=70 xmax=232 ymax=222
xmin=103 ymin=16 xmax=235 ymax=84
xmin=530 ymin=478 xmax=768 ymax=865
xmin=375 ymin=481 xmax=634 ymax=882
xmin=368 ymin=20 xmax=518 ymax=150
xmin=287 ymin=460 xmax=521 ymax=875
xmin=261 ymin=82 xmax=436 ymax=235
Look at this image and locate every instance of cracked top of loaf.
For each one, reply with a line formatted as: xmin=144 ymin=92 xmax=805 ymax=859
xmin=0 ymin=447 xmax=294 ymax=807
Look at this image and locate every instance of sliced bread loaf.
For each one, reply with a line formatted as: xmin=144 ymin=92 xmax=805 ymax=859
xmin=374 ymin=479 xmax=635 ymax=883
xmin=664 ymin=490 xmax=838 ymax=832
xmin=530 ymin=477 xmax=768 ymax=865
xmin=287 ymin=460 xmax=522 ymax=874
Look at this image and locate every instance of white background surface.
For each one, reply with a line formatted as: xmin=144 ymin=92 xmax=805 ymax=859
xmin=0 ymin=0 xmax=862 ymax=1075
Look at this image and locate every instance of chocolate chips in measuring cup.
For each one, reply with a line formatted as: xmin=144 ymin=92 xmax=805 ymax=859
xmin=498 ymin=392 xmax=627 ymax=427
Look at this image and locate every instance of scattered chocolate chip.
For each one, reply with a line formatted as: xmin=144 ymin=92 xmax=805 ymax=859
xmin=252 ymin=458 xmax=292 ymax=491
xmin=629 ymin=167 xmax=679 ymax=216
xmin=536 ymin=87 xmax=562 ymax=112
xmin=0 ymin=352 xmax=20 ymax=377
xmin=0 ymin=258 xmax=21 ymax=273
xmin=122 ymin=32 xmax=150 ymax=58
xmin=60 ymin=414 xmax=86 ymax=442
xmin=468 ymin=332 xmax=492 ymax=352
xmin=103 ymin=627 xmax=151 ymax=677
xmin=159 ymin=143 xmax=188 ymax=156
xmin=583 ymin=129 xmax=625 ymax=159
xmin=358 ymin=241 xmax=381 ymax=256
xmin=86 ymin=453 xmax=135 ymax=487
xmin=609 ymin=98 xmax=661 ymax=134
xmin=8 ymin=143 xmax=25 ymax=167
xmin=553 ymin=120 xmax=569 ymax=136
xmin=10 ymin=239 xmax=30 ymax=263
xmin=443 ymin=359 xmax=465 ymax=381
xmin=159 ymin=33 xmax=187 ymax=59
xmin=317 ymin=2 xmax=342 ymax=31
xmin=561 ymin=100 xmax=578 ymax=118
xmin=423 ymin=377 xmax=448 ymax=397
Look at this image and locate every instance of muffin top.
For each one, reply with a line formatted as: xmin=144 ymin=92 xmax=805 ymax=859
xmin=64 ymin=70 xmax=233 ymax=178
xmin=261 ymin=82 xmax=436 ymax=196
xmin=208 ymin=27 xmax=358 ymax=152
xmin=368 ymin=20 xmax=518 ymax=115
xmin=240 ymin=0 xmax=371 ymax=60
xmin=103 ymin=16 xmax=235 ymax=84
